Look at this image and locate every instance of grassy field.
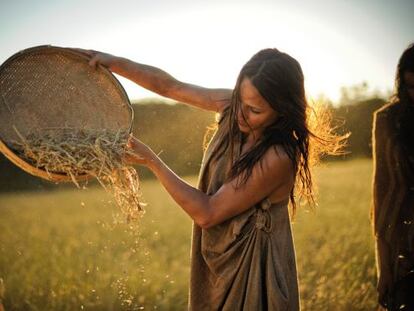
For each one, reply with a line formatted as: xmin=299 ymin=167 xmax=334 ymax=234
xmin=0 ymin=158 xmax=377 ymax=310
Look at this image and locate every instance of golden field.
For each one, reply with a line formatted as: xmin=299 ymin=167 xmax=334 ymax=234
xmin=0 ymin=159 xmax=377 ymax=310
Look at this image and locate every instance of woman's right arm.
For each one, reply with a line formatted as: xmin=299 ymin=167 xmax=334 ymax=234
xmin=73 ymin=49 xmax=232 ymax=113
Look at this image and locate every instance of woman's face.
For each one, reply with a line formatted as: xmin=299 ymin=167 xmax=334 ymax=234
xmin=404 ymin=71 xmax=414 ymax=103
xmin=237 ymin=78 xmax=278 ymax=137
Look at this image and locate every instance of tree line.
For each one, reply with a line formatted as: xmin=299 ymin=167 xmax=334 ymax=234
xmin=0 ymin=95 xmax=386 ymax=192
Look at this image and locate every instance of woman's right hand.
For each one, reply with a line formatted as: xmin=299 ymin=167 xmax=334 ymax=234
xmin=122 ymin=135 xmax=157 ymax=167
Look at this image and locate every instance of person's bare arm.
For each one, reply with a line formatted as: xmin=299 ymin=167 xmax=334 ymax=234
xmin=125 ymin=136 xmax=293 ymax=228
xmin=71 ymin=48 xmax=232 ymax=113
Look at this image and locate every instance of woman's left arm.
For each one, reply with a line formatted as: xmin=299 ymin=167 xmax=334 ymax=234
xmin=125 ymin=136 xmax=293 ymax=228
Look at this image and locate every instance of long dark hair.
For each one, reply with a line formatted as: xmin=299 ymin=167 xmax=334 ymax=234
xmin=207 ymin=48 xmax=346 ymax=214
xmin=391 ymin=43 xmax=414 ymax=163
xmin=391 ymin=42 xmax=414 ymax=106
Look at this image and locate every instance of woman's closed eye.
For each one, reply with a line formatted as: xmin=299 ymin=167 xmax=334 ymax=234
xmin=249 ymin=106 xmax=261 ymax=114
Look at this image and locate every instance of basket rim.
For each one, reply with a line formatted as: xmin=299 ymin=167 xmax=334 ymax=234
xmin=0 ymin=138 xmax=91 ymax=182
xmin=0 ymin=44 xmax=134 ymax=183
xmin=0 ymin=44 xmax=135 ymax=134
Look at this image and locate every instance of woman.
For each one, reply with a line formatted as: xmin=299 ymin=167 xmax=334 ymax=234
xmin=372 ymin=43 xmax=414 ymax=311
xmin=76 ymin=47 xmax=344 ymax=310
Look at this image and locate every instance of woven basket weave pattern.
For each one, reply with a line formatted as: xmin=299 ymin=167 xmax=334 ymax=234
xmin=0 ymin=45 xmax=133 ymax=181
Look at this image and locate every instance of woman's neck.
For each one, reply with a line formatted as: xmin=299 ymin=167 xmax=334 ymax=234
xmin=244 ymin=132 xmax=261 ymax=146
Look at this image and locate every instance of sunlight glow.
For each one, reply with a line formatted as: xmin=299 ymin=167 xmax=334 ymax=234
xmin=82 ymin=4 xmax=384 ymax=103
xmin=1 ymin=1 xmax=407 ymax=104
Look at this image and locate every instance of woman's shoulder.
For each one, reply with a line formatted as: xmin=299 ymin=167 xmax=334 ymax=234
xmin=374 ymin=102 xmax=399 ymax=119
xmin=373 ymin=102 xmax=402 ymax=138
xmin=261 ymin=145 xmax=293 ymax=174
xmin=216 ymin=103 xmax=231 ymax=123
xmin=269 ymin=144 xmax=290 ymax=159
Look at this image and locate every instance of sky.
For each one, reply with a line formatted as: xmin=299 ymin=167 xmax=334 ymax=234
xmin=0 ymin=0 xmax=413 ymax=103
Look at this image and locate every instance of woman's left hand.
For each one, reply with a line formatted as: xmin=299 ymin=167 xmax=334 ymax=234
xmin=123 ymin=135 xmax=155 ymax=166
xmin=66 ymin=47 xmax=119 ymax=69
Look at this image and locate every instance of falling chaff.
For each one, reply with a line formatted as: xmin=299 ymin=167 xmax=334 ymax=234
xmin=10 ymin=127 xmax=143 ymax=221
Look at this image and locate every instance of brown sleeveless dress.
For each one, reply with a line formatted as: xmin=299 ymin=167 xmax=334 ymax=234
xmin=188 ymin=111 xmax=300 ymax=311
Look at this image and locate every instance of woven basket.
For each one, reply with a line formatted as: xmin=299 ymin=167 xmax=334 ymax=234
xmin=0 ymin=45 xmax=134 ymax=182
